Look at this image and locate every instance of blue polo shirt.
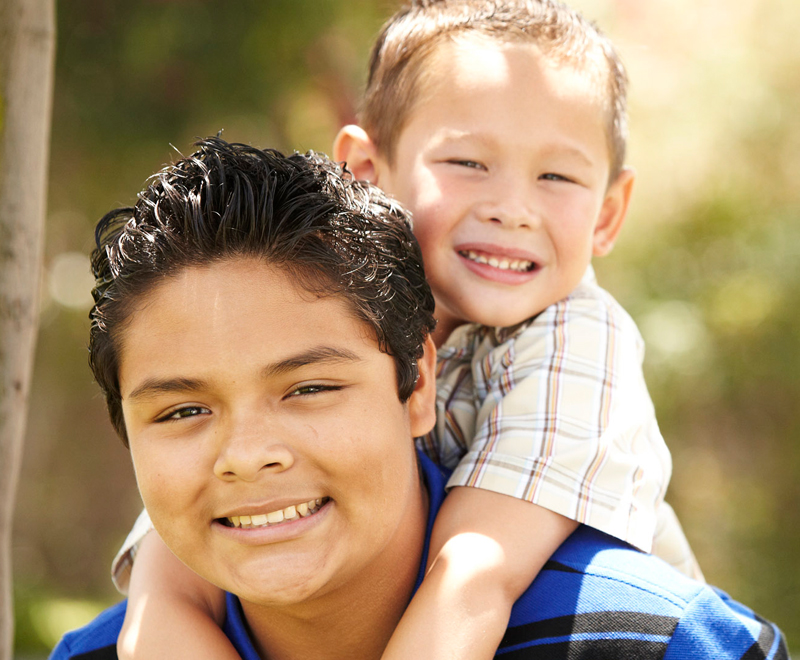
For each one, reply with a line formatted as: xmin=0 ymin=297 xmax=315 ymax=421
xmin=50 ymin=453 xmax=789 ymax=660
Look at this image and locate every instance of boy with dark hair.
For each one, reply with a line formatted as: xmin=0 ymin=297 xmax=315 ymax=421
xmin=51 ymin=137 xmax=788 ymax=660
xmin=114 ymin=1 xmax=711 ymax=658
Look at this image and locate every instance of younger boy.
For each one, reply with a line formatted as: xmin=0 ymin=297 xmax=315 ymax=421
xmin=115 ymin=1 xmax=702 ymax=658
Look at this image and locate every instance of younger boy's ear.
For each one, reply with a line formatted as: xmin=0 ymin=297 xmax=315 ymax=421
xmin=408 ymin=335 xmax=438 ymax=438
xmin=592 ymin=167 xmax=635 ymax=257
xmin=333 ymin=125 xmax=382 ymax=185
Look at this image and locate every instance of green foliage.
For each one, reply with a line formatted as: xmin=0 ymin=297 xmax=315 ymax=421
xmin=14 ymin=582 xmax=112 ymax=655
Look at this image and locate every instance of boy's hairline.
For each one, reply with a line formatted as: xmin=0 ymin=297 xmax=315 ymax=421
xmin=111 ymin=255 xmax=424 ymax=444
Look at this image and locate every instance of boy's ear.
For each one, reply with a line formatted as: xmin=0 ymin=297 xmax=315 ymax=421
xmin=592 ymin=167 xmax=635 ymax=257
xmin=408 ymin=335 xmax=438 ymax=438
xmin=333 ymin=125 xmax=383 ymax=185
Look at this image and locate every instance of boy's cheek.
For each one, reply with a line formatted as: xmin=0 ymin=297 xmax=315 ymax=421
xmin=411 ymin=217 xmax=449 ymax=260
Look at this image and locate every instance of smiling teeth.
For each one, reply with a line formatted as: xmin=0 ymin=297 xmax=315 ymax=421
xmin=462 ymin=250 xmax=533 ymax=272
xmin=228 ymin=498 xmax=328 ymax=529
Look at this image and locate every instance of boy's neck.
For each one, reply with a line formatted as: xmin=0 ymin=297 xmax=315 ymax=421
xmin=244 ymin=598 xmax=408 ymax=660
xmin=432 ymin=318 xmax=463 ymax=347
xmin=432 ymin=306 xmax=471 ymax=347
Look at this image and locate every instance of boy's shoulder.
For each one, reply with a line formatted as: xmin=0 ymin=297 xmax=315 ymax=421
xmin=503 ymin=526 xmax=789 ymax=659
xmin=48 ymin=600 xmax=126 ymax=659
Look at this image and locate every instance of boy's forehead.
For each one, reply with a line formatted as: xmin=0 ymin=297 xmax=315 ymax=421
xmin=119 ymin=260 xmax=383 ymax=362
xmin=401 ymin=35 xmax=612 ymax=147
xmin=423 ymin=34 xmax=608 ymax=106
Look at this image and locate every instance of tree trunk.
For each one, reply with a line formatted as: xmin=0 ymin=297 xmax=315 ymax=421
xmin=0 ymin=0 xmax=55 ymax=657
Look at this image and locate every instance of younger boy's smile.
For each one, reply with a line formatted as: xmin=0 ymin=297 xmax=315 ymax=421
xmin=458 ymin=248 xmax=537 ymax=274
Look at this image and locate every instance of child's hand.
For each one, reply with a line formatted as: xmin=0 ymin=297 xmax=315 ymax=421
xmin=117 ymin=530 xmax=241 ymax=660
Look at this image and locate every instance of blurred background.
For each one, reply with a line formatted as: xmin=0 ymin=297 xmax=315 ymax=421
xmin=12 ymin=0 xmax=800 ymax=655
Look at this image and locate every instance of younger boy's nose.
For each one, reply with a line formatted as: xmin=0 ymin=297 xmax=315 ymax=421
xmin=482 ymin=198 xmax=539 ymax=230
xmin=486 ymin=208 xmax=535 ymax=229
xmin=480 ymin=177 xmax=539 ymax=230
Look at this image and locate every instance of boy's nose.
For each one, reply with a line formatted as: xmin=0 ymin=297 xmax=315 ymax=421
xmin=484 ymin=202 xmax=538 ymax=230
xmin=213 ymin=414 xmax=295 ymax=482
xmin=481 ymin=181 xmax=539 ymax=229
xmin=486 ymin=207 xmax=535 ymax=229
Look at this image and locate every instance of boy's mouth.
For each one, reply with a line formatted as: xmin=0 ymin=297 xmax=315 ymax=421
xmin=219 ymin=497 xmax=330 ymax=529
xmin=460 ymin=250 xmax=536 ymax=273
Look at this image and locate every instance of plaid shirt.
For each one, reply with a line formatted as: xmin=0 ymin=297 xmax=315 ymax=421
xmin=416 ymin=268 xmax=701 ymax=577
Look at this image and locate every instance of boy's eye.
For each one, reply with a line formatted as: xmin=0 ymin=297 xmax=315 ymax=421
xmin=447 ymin=159 xmax=486 ymax=171
xmin=157 ymin=405 xmax=211 ymax=422
xmin=286 ymin=384 xmax=343 ymax=398
xmin=540 ymin=173 xmax=573 ymax=183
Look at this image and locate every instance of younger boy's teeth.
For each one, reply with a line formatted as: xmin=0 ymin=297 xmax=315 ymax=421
xmin=462 ymin=250 xmax=533 ymax=272
xmin=227 ymin=498 xmax=329 ymax=529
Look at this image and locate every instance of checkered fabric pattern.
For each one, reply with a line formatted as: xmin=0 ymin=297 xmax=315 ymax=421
xmin=416 ymin=267 xmax=702 ymax=579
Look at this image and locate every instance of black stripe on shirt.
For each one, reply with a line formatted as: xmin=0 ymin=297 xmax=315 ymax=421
xmin=740 ymin=613 xmax=789 ymax=660
xmin=541 ymin=560 xmax=582 ymax=574
xmin=499 ymin=611 xmax=679 ymax=650
xmin=73 ymin=644 xmax=118 ymax=660
xmin=497 ymin=637 xmax=669 ymax=659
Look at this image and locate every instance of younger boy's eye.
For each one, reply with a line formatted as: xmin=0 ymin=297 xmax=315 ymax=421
xmin=448 ymin=159 xmax=486 ymax=171
xmin=157 ymin=405 xmax=211 ymax=422
xmin=540 ymin=173 xmax=573 ymax=183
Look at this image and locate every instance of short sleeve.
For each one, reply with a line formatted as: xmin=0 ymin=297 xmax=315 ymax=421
xmin=110 ymin=507 xmax=153 ymax=594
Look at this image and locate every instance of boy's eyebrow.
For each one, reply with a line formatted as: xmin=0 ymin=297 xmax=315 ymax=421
xmin=127 ymin=377 xmax=209 ymax=402
xmin=434 ymin=131 xmax=595 ymax=166
xmin=541 ymin=144 xmax=595 ymax=167
xmin=126 ymin=347 xmax=363 ymax=402
xmin=431 ymin=130 xmax=484 ymax=146
xmin=261 ymin=346 xmax=363 ymax=377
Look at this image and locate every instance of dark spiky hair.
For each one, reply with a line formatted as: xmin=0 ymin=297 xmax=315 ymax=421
xmin=89 ymin=137 xmax=436 ymax=445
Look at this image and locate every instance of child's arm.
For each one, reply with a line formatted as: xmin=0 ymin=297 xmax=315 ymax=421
xmin=117 ymin=530 xmax=242 ymax=660
xmin=380 ymin=486 xmax=577 ymax=660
